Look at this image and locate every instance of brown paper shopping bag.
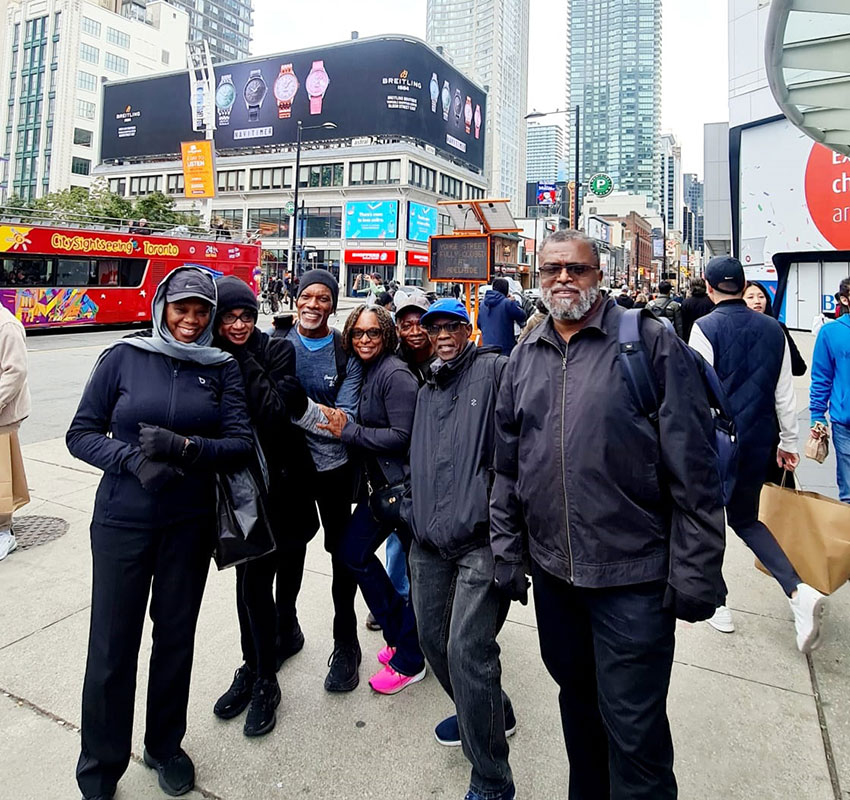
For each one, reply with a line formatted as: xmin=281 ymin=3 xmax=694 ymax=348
xmin=0 ymin=431 xmax=30 ymax=515
xmin=755 ymin=482 xmax=850 ymax=595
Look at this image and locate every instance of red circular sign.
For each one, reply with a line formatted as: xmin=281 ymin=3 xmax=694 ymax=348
xmin=805 ymin=143 xmax=850 ymax=250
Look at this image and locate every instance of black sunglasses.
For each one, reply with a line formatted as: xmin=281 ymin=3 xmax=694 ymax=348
xmin=539 ymin=263 xmax=598 ymax=278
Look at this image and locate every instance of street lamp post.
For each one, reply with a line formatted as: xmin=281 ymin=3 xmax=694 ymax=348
xmin=289 ymin=120 xmax=337 ymax=309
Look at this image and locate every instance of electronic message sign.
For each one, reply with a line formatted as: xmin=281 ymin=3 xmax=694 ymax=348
xmin=101 ymin=37 xmax=487 ymax=171
xmin=429 ymin=235 xmax=490 ymax=283
xmin=345 ymin=201 xmax=399 ymax=240
xmin=407 ymin=201 xmax=438 ymax=242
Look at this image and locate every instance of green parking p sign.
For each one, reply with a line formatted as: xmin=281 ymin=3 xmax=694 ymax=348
xmin=589 ymin=173 xmax=614 ymax=197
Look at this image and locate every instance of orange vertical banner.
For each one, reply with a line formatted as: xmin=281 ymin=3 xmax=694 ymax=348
xmin=181 ymin=140 xmax=216 ymax=199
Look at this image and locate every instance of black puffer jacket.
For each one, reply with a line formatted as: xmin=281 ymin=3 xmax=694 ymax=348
xmin=406 ymin=343 xmax=507 ymax=559
xmin=490 ymin=299 xmax=726 ymax=610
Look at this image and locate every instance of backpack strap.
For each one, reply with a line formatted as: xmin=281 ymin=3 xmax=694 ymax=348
xmin=332 ymin=329 xmax=347 ymax=384
xmin=618 ymin=308 xmax=661 ymax=423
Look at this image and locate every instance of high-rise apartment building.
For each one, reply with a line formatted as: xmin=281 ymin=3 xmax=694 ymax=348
xmin=660 ymin=132 xmax=682 ymax=234
xmin=683 ymin=172 xmax=704 ymax=253
xmin=569 ymin=0 xmax=661 ymax=208
xmin=526 ymin=122 xmax=564 ymax=183
xmin=116 ymin=0 xmax=252 ymax=62
xmin=426 ymin=0 xmax=530 ymax=214
xmin=1 ymin=0 xmax=188 ymax=201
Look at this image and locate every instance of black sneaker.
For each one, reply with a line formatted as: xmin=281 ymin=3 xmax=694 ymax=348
xmin=324 ymin=640 xmax=361 ymax=692
xmin=142 ymin=748 xmax=195 ymax=797
xmin=213 ymin=663 xmax=255 ymax=719
xmin=275 ymin=626 xmax=305 ymax=671
xmin=244 ymin=676 xmax=282 ymax=737
xmin=365 ymin=612 xmax=382 ymax=631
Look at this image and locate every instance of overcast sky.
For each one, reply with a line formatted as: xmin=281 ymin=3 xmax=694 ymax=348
xmin=251 ymin=0 xmax=728 ymax=177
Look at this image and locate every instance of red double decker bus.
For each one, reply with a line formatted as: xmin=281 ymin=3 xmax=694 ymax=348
xmin=0 ymin=220 xmax=261 ymax=328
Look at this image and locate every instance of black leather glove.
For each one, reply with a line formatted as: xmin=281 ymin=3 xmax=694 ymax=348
xmin=279 ymin=375 xmax=308 ymax=419
xmin=133 ymin=457 xmax=181 ymax=492
xmin=138 ymin=423 xmax=194 ymax=463
xmin=664 ymin=584 xmax=717 ymax=623
xmin=494 ymin=560 xmax=530 ymax=605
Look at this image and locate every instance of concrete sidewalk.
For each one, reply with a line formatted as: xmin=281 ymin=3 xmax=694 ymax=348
xmin=1 ymin=330 xmax=848 ymax=799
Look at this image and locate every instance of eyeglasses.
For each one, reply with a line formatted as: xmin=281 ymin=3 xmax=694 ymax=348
xmin=424 ymin=320 xmax=466 ymax=335
xmin=398 ymin=320 xmax=424 ymax=333
xmin=220 ymin=311 xmax=257 ymax=325
xmin=351 ymin=328 xmax=383 ymax=341
xmin=539 ymin=263 xmax=598 ymax=278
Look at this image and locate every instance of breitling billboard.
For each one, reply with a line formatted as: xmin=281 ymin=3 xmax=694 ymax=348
xmin=100 ymin=36 xmax=487 ymax=171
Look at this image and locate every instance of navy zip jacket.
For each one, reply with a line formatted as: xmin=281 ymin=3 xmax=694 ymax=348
xmin=67 ymin=345 xmax=253 ymax=528
xmin=478 ymin=291 xmax=527 ymax=355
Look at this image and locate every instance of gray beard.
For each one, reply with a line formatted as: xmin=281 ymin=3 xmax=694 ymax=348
xmin=542 ymin=284 xmax=599 ymax=321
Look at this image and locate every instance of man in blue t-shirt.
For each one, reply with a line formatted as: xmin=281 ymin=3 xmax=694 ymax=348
xmin=283 ymin=270 xmax=364 ymax=692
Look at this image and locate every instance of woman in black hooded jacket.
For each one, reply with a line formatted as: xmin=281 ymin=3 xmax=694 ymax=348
xmin=211 ymin=275 xmax=319 ymax=738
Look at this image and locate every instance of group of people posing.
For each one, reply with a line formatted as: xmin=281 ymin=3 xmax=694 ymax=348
xmin=67 ymin=230 xmax=849 ymax=800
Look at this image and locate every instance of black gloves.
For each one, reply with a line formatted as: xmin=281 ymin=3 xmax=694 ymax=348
xmin=279 ymin=375 xmax=308 ymax=419
xmin=133 ymin=457 xmax=181 ymax=492
xmin=494 ymin=561 xmax=530 ymax=605
xmin=139 ymin=424 xmax=197 ymax=463
xmin=664 ymin=584 xmax=717 ymax=623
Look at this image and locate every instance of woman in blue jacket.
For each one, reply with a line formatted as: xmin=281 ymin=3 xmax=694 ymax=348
xmin=67 ymin=267 xmax=253 ymax=800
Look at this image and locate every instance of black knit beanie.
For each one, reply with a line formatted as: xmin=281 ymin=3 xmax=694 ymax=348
xmin=297 ymin=268 xmax=339 ymax=311
xmin=215 ymin=275 xmax=258 ymax=317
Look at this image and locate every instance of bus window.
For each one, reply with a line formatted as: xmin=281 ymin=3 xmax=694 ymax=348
xmin=56 ymin=258 xmax=94 ymax=287
xmin=0 ymin=256 xmax=54 ymax=286
xmin=119 ymin=258 xmax=147 ymax=287
xmin=96 ymin=259 xmax=120 ymax=286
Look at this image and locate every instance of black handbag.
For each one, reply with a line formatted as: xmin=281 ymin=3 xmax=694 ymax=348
xmin=213 ymin=439 xmax=276 ymax=570
xmin=368 ymin=480 xmax=405 ymax=526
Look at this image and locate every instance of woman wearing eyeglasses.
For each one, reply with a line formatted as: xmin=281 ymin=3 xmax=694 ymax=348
xmin=317 ymin=304 xmax=426 ymax=695
xmin=210 ymin=276 xmax=319 ymax=738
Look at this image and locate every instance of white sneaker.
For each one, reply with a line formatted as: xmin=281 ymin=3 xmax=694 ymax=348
xmin=790 ymin=584 xmax=827 ymax=654
xmin=706 ymin=605 xmax=735 ymax=633
xmin=0 ymin=530 xmax=17 ymax=561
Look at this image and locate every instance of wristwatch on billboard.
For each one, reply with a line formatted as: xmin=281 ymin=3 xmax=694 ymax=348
xmin=243 ymin=68 xmax=267 ymax=122
xmin=441 ymin=80 xmax=450 ymax=121
xmin=474 ymin=104 xmax=481 ymax=139
xmin=464 ymin=96 xmax=473 ymax=134
xmin=429 ymin=72 xmax=439 ymax=112
xmin=453 ymin=89 xmax=462 ymax=126
xmin=215 ymin=74 xmax=236 ymax=125
xmin=306 ymin=60 xmax=330 ymax=115
xmin=273 ymin=63 xmax=299 ymax=119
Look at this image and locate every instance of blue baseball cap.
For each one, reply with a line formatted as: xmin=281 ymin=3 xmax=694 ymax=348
xmin=420 ymin=298 xmax=470 ymax=326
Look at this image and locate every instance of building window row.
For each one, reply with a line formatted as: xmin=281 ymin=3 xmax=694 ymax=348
xmin=71 ymin=157 xmax=91 ymax=176
xmin=218 ymin=169 xmax=245 ymax=193
xmin=106 ymin=27 xmax=131 ymax=48
xmin=73 ymin=128 xmax=92 ymax=147
xmin=166 ymin=173 xmax=185 ymax=194
xmin=129 ymin=175 xmax=161 ymax=196
xmin=349 ymin=159 xmax=400 ymax=186
xmin=81 ymin=16 xmax=101 ymax=37
xmin=77 ymin=99 xmax=96 ymax=120
xmin=104 ymin=52 xmax=129 ymax=75
xmin=439 ymin=174 xmax=463 ymax=199
xmin=409 ymin=161 xmax=436 ymax=192
xmin=77 ymin=70 xmax=97 ymax=92
xmin=79 ymin=42 xmax=99 ymax=65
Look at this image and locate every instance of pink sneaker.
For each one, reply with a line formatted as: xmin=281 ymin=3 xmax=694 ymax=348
xmin=377 ymin=645 xmax=396 ymax=666
xmin=368 ymin=664 xmax=426 ymax=695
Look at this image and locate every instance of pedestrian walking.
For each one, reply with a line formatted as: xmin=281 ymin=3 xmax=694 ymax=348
xmin=615 ymin=284 xmax=634 ymax=308
xmin=690 ymin=257 xmax=827 ymax=650
xmin=285 ymin=269 xmax=364 ymax=692
xmin=477 ymin=278 xmax=527 ymax=355
xmin=648 ymin=280 xmax=684 ymax=337
xmin=67 ymin=267 xmax=253 ymax=800
xmin=0 ymin=301 xmax=31 ymax=561
xmin=633 ymin=292 xmax=649 ymax=309
xmin=810 ymin=277 xmax=850 ymax=503
xmin=406 ymin=297 xmax=517 ymax=800
xmin=681 ymin=278 xmax=714 ymax=341
xmin=318 ymin=305 xmax=426 ymax=695
xmin=490 ymin=230 xmax=726 ymax=799
xmin=210 ymin=276 xmax=318 ymax=737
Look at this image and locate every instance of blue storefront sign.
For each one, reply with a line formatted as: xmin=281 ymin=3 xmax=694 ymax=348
xmin=407 ymin=201 xmax=438 ymax=242
xmin=345 ymin=200 xmax=399 ymax=239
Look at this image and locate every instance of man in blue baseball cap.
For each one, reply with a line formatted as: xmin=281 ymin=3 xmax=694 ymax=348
xmin=404 ymin=295 xmax=518 ymax=800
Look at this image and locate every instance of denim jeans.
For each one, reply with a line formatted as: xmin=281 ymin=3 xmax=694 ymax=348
xmin=409 ymin=540 xmax=514 ymax=799
xmin=339 ymin=502 xmax=424 ymax=676
xmin=833 ymin=421 xmax=850 ymax=503
xmin=385 ymin=532 xmax=410 ymax=600
xmin=531 ymin=562 xmax=677 ymax=800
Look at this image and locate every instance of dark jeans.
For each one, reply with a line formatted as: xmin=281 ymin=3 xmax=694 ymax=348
xmin=409 ymin=540 xmax=513 ymax=798
xmin=339 ymin=502 xmax=424 ymax=675
xmin=77 ymin=519 xmax=211 ymax=799
xmin=726 ymin=475 xmax=800 ymax=596
xmin=275 ymin=462 xmax=358 ymax=645
xmin=532 ymin=562 xmax=677 ymax=800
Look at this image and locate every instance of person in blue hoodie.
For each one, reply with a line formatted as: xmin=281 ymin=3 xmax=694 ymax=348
xmin=810 ymin=278 xmax=850 ymax=503
xmin=67 ymin=267 xmax=253 ymax=800
xmin=477 ymin=278 xmax=527 ymax=355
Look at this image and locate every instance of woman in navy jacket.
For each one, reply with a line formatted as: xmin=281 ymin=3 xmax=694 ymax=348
xmin=67 ymin=267 xmax=253 ymax=800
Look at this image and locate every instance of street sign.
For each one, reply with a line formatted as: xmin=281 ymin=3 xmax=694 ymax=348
xmin=589 ymin=173 xmax=614 ymax=197
xmin=283 ymin=201 xmax=295 ymax=216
